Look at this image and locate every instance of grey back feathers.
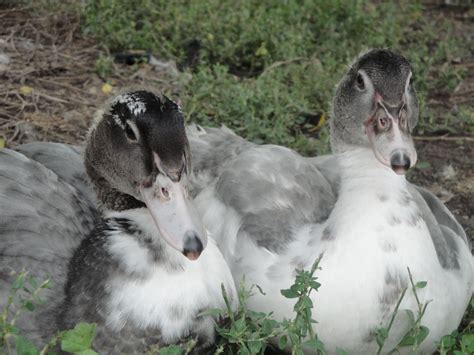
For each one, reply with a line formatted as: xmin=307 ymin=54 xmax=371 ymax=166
xmin=186 ymin=124 xmax=255 ymax=196
xmin=214 ymin=145 xmax=335 ymax=252
xmin=0 ymin=146 xmax=99 ymax=344
xmin=409 ymin=185 xmax=468 ymax=269
xmin=16 ymin=142 xmax=97 ymax=206
xmin=187 ymin=125 xmax=336 ymax=252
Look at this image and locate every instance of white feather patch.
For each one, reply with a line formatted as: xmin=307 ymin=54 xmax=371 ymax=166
xmin=114 ymin=93 xmax=147 ymax=117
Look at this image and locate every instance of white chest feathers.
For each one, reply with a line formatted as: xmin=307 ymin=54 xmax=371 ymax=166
xmin=103 ymin=209 xmax=237 ymax=343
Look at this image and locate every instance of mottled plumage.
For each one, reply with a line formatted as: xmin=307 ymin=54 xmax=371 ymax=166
xmin=58 ymin=210 xmax=235 ymax=354
xmin=1 ymin=53 xmax=471 ymax=354
xmin=0 ymin=89 xmax=237 ymax=353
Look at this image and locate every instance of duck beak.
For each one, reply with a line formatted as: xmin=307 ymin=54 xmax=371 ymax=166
xmin=139 ymin=175 xmax=207 ymax=260
xmin=365 ymin=101 xmax=417 ymax=175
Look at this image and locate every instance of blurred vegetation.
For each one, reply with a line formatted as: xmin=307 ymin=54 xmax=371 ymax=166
xmin=81 ymin=0 xmax=471 ymax=155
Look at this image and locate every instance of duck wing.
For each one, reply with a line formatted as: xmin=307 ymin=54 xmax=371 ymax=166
xmin=409 ymin=184 xmax=472 ymax=270
xmin=307 ymin=154 xmax=342 ymax=196
xmin=15 ymin=142 xmax=97 ymax=206
xmin=0 ymin=148 xmax=99 ymax=344
xmin=187 ymin=124 xmax=255 ymax=195
xmin=193 ymin=141 xmax=336 ymax=257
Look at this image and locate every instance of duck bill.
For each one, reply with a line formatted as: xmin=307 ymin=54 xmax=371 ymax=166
xmin=365 ymin=107 xmax=417 ymax=175
xmin=139 ymin=177 xmax=207 ymax=260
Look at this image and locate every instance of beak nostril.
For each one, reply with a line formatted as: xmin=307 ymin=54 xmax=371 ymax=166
xmin=390 ymin=152 xmax=411 ymax=175
xmin=161 ymin=187 xmax=169 ymax=199
xmin=183 ymin=232 xmax=204 ymax=261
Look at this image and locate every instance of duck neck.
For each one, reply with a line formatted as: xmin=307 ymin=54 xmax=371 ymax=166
xmin=327 ymin=148 xmax=420 ymax=244
xmin=95 ymin=181 xmax=145 ymax=211
xmin=86 ymin=164 xmax=145 ymax=211
xmin=337 ymin=147 xmax=407 ymax=192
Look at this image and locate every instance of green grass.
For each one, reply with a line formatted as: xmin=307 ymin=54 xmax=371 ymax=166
xmin=81 ymin=0 xmax=471 ymax=155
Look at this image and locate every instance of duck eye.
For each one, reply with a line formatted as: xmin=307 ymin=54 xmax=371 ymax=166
xmin=124 ymin=122 xmax=138 ymax=142
xmin=356 ymin=73 xmax=365 ymax=91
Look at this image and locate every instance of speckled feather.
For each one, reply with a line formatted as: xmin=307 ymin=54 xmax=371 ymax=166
xmin=57 ymin=209 xmax=236 ymax=353
xmin=186 ymin=50 xmax=473 ymax=353
xmin=189 ymin=135 xmax=473 ymax=353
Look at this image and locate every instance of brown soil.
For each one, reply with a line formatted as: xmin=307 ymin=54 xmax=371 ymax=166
xmin=410 ymin=139 xmax=474 ymax=243
xmin=0 ymin=5 xmax=185 ymax=146
xmin=0 ymin=3 xmax=472 ymax=245
xmin=409 ymin=3 xmax=474 ymax=245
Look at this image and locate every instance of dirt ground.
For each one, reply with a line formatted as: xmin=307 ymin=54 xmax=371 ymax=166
xmin=0 ymin=4 xmax=472 ymax=244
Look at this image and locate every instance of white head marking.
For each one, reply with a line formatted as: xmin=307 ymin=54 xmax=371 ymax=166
xmin=114 ymin=93 xmax=147 ymax=117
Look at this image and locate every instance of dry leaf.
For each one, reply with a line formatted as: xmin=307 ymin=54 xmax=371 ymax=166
xmin=101 ymin=83 xmax=113 ymax=95
xmin=308 ymin=112 xmax=326 ymax=133
xmin=20 ymin=85 xmax=33 ymax=95
xmin=0 ymin=137 xmax=5 ymax=148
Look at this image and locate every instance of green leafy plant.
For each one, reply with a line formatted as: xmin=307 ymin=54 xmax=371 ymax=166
xmin=375 ymin=267 xmax=431 ymax=354
xmin=208 ymin=281 xmax=284 ymax=354
xmin=1 ymin=271 xmax=52 ymax=354
xmin=279 ymin=256 xmax=325 ymax=354
xmin=0 ymin=271 xmax=97 ymax=355
xmin=95 ymin=54 xmax=114 ymax=79
xmin=202 ymin=256 xmax=324 ymax=355
xmin=3 ymin=264 xmax=473 ymax=354
xmin=438 ymin=296 xmax=474 ymax=355
xmin=148 ymin=339 xmax=197 ymax=355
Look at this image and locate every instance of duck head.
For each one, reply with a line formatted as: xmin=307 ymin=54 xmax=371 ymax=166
xmin=330 ymin=49 xmax=419 ymax=175
xmin=86 ymin=90 xmax=206 ymax=260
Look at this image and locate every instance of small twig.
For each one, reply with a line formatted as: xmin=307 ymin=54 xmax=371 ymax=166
xmin=406 ymin=267 xmax=431 ymax=351
xmin=33 ymin=92 xmax=69 ymax=104
xmin=39 ymin=331 xmax=64 ymax=355
xmin=407 ymin=268 xmax=421 ymax=312
xmin=36 ymin=78 xmax=88 ymax=95
xmin=387 ymin=288 xmax=408 ymax=338
xmin=303 ymin=256 xmax=323 ymax=341
xmin=376 ymin=287 xmax=408 ymax=355
xmin=413 ymin=135 xmax=474 ymax=142
xmin=7 ymin=126 xmax=20 ymax=145
xmin=221 ymin=283 xmax=235 ymax=322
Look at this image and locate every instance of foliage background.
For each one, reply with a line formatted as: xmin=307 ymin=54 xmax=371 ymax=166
xmin=82 ymin=0 xmax=473 ymax=155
